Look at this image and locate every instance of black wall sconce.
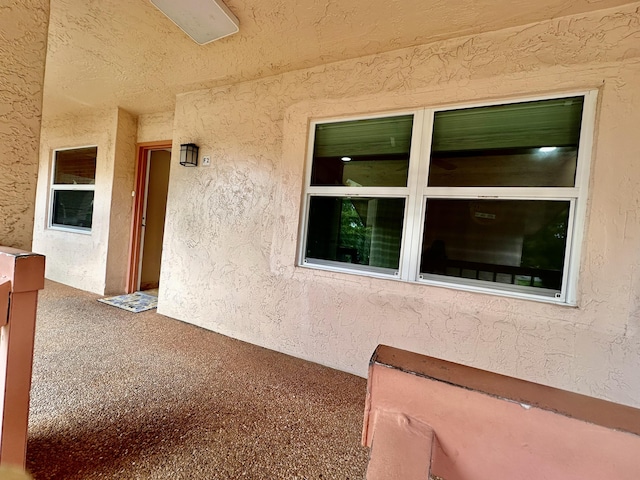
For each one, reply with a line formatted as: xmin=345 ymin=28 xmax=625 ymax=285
xmin=180 ymin=143 xmax=199 ymax=167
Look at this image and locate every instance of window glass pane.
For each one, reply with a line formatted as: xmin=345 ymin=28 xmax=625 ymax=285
xmin=428 ymin=97 xmax=583 ymax=187
xmin=306 ymin=196 xmax=405 ymax=270
xmin=54 ymin=147 xmax=97 ymax=185
xmin=52 ymin=190 xmax=94 ymax=229
xmin=311 ymin=115 xmax=413 ymax=187
xmin=420 ymin=199 xmax=570 ymax=293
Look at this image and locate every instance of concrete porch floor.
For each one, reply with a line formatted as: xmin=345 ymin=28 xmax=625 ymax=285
xmin=26 ymin=281 xmax=368 ymax=479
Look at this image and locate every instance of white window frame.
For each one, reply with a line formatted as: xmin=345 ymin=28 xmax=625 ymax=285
xmin=49 ymin=145 xmax=97 ymax=234
xmin=298 ymin=91 xmax=597 ymax=305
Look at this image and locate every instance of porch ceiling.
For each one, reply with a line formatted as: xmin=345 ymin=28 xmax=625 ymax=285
xmin=43 ymin=0 xmax=637 ymax=117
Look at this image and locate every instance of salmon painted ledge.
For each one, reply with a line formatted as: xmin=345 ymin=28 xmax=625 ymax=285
xmin=365 ymin=344 xmax=640 ymax=438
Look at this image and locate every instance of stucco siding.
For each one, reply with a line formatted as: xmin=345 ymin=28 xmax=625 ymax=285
xmin=0 ymin=0 xmax=50 ymax=250
xmin=137 ymin=111 xmax=174 ymax=144
xmin=158 ymin=5 xmax=640 ymax=407
xmin=33 ymin=109 xmax=123 ymax=294
xmin=104 ymin=108 xmax=137 ymax=294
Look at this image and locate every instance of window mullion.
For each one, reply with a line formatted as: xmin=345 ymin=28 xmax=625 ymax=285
xmin=422 ymin=186 xmax=579 ymax=199
xmin=402 ymin=109 xmax=433 ymax=281
xmin=52 ymin=184 xmax=95 ymax=191
xmin=306 ymin=186 xmax=410 ymax=197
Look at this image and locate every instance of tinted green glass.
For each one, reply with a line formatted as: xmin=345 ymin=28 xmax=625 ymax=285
xmin=421 ymin=199 xmax=570 ymax=292
xmin=311 ymin=116 xmax=413 ymax=187
xmin=52 ymin=190 xmax=94 ymax=229
xmin=429 ymin=97 xmax=583 ymax=187
xmin=306 ymin=196 xmax=405 ymax=270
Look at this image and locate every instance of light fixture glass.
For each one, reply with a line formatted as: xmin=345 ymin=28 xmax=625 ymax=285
xmin=180 ymin=143 xmax=199 ymax=167
xmin=539 ymin=146 xmax=557 ymax=153
xmin=150 ymin=0 xmax=239 ymax=45
xmin=341 ymin=156 xmax=352 ymax=162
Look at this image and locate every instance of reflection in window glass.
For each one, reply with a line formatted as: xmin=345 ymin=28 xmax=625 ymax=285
xmin=52 ymin=191 xmax=95 ymax=229
xmin=306 ymin=196 xmax=405 ymax=271
xmin=311 ymin=115 xmax=413 ymax=187
xmin=54 ymin=147 xmax=97 ymax=185
xmin=429 ymin=97 xmax=583 ymax=187
xmin=420 ymin=199 xmax=570 ymax=293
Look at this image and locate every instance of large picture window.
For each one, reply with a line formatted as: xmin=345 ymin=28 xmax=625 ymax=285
xmin=49 ymin=146 xmax=97 ymax=231
xmin=299 ymin=93 xmax=596 ymax=304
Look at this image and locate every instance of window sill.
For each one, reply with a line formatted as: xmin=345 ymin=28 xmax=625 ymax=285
xmin=418 ymin=276 xmax=577 ymax=307
xmin=297 ymin=262 xmax=578 ymax=307
xmin=48 ymin=225 xmax=92 ymax=235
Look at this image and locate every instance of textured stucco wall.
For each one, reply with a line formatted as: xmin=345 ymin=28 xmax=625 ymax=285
xmin=0 ymin=0 xmax=50 ymax=250
xmin=32 ymin=108 xmax=136 ymax=295
xmin=137 ymin=111 xmax=174 ymax=144
xmin=104 ymin=108 xmax=137 ymax=294
xmin=159 ymin=4 xmax=640 ymax=407
xmin=43 ymin=0 xmax=639 ymax=118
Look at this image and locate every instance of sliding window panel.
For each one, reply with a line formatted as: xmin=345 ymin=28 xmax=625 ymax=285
xmin=420 ymin=199 xmax=570 ymax=295
xmin=304 ymin=196 xmax=406 ymax=274
xmin=428 ymin=97 xmax=583 ymax=187
xmin=311 ymin=115 xmax=413 ymax=187
xmin=52 ymin=190 xmax=95 ymax=229
xmin=54 ymin=147 xmax=97 ymax=185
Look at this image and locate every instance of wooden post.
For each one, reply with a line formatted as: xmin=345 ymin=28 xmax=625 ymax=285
xmin=0 ymin=247 xmax=45 ymax=468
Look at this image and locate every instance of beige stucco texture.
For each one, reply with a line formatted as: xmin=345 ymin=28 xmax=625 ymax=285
xmin=158 ymin=4 xmax=640 ymax=407
xmin=137 ymin=112 xmax=174 ymax=145
xmin=0 ymin=0 xmax=50 ymax=250
xmin=32 ymin=108 xmax=136 ymax=295
xmin=43 ymin=0 xmax=636 ymax=118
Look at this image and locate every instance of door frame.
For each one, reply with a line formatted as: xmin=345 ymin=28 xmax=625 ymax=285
xmin=126 ymin=140 xmax=172 ymax=293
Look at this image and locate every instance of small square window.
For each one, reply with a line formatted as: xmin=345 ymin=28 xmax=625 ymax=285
xmin=50 ymin=147 xmax=97 ymax=231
